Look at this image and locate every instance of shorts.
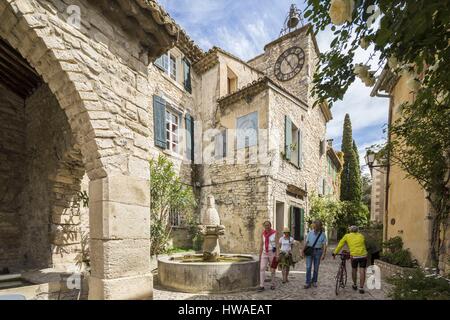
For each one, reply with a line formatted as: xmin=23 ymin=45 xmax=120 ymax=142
xmin=351 ymin=257 xmax=368 ymax=269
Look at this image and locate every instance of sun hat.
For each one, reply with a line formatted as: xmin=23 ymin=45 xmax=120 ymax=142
xmin=283 ymin=227 xmax=290 ymax=233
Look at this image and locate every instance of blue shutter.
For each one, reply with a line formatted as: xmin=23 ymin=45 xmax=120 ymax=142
xmin=183 ymin=58 xmax=192 ymax=93
xmin=153 ymin=96 xmax=166 ymax=148
xmin=185 ymin=113 xmax=194 ymax=161
xmin=285 ymin=115 xmax=292 ymax=160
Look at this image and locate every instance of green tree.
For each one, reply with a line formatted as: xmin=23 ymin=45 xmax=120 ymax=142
xmin=150 ymin=155 xmax=197 ymax=255
xmin=361 ymin=173 xmax=372 ymax=209
xmin=304 ymin=0 xmax=450 ymax=271
xmin=309 ymin=194 xmax=341 ymax=229
xmin=353 ymin=140 xmax=361 ymax=173
xmin=337 ymin=201 xmax=369 ymax=238
xmin=340 ymin=114 xmax=362 ymax=202
xmin=309 ymin=194 xmax=369 ymax=239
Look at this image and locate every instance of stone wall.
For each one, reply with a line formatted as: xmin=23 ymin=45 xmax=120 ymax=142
xmin=0 ymin=81 xmax=88 ymax=272
xmin=375 ymin=259 xmax=416 ymax=279
xmin=21 ymin=83 xmax=86 ymax=270
xmin=0 ymin=85 xmax=26 ymax=271
xmin=267 ymin=87 xmax=327 ymax=218
xmin=248 ymin=26 xmax=319 ymax=105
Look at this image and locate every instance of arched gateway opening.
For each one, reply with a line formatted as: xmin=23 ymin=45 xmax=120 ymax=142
xmin=0 ymin=37 xmax=90 ymax=299
xmin=0 ymin=0 xmax=180 ymax=300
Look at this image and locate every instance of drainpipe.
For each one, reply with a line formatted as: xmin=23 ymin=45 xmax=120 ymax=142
xmin=370 ymin=79 xmax=392 ymax=242
xmin=384 ymin=98 xmax=393 ymax=242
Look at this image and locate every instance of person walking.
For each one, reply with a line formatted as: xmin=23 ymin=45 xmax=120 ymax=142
xmin=302 ymin=220 xmax=327 ymax=288
xmin=278 ymin=227 xmax=295 ymax=284
xmin=258 ymin=220 xmax=278 ymax=291
xmin=333 ymin=225 xmax=368 ymax=294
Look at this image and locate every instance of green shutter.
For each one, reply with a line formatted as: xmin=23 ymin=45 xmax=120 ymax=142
xmin=285 ymin=115 xmax=292 ymax=160
xmin=298 ymin=128 xmax=303 ymax=168
xmin=183 ymin=58 xmax=192 ymax=93
xmin=289 ymin=206 xmax=294 ymax=237
xmin=300 ymin=208 xmax=305 ymax=241
xmin=153 ymin=96 xmax=166 ymax=149
xmin=185 ymin=113 xmax=194 ymax=161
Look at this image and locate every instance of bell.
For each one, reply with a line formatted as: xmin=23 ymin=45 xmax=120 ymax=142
xmin=287 ymin=5 xmax=300 ymax=29
xmin=287 ymin=13 xmax=300 ymax=29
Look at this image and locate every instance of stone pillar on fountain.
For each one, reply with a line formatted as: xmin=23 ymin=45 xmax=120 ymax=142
xmin=198 ymin=195 xmax=225 ymax=262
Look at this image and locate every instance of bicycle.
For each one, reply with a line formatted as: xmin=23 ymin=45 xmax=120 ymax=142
xmin=333 ymin=250 xmax=350 ymax=296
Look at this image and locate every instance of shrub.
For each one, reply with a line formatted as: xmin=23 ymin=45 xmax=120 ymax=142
xmin=387 ymin=268 xmax=450 ymax=300
xmin=381 ymin=236 xmax=417 ymax=268
xmin=150 ymin=155 xmax=196 ymax=256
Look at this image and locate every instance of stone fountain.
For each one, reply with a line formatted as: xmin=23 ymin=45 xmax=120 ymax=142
xmin=157 ymin=195 xmax=258 ymax=293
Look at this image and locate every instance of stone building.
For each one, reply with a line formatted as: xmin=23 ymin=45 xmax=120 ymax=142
xmin=323 ymin=140 xmax=343 ymax=199
xmin=0 ymin=0 xmax=202 ymax=300
xmin=0 ymin=0 xmax=333 ymax=299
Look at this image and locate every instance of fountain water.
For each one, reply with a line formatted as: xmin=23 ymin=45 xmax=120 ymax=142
xmin=157 ymin=195 xmax=259 ymax=293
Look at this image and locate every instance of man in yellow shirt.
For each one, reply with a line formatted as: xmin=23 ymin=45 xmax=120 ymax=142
xmin=333 ymin=226 xmax=368 ymax=294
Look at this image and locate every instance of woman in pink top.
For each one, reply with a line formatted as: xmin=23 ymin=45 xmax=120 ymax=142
xmin=258 ymin=220 xmax=278 ymax=291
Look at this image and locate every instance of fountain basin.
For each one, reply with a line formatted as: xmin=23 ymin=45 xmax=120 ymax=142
xmin=157 ymin=254 xmax=259 ymax=293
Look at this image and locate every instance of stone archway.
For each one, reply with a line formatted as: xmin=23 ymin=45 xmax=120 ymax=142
xmin=0 ymin=0 xmax=157 ymax=299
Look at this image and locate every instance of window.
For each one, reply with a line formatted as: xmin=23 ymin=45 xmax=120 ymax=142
xmin=166 ymin=109 xmax=179 ymax=153
xmin=227 ymin=67 xmax=238 ymax=94
xmin=153 ymin=95 xmax=193 ymax=155
xmin=169 ymin=208 xmax=181 ymax=227
xmin=183 ymin=58 xmax=192 ymax=93
xmin=317 ymin=177 xmax=326 ymax=196
xmin=236 ymin=112 xmax=258 ymax=149
xmin=215 ymin=129 xmax=227 ymax=159
xmin=319 ymin=139 xmax=326 ymax=156
xmin=170 ymin=55 xmax=177 ymax=80
xmin=285 ymin=116 xmax=302 ymax=168
xmin=155 ymin=52 xmax=177 ymax=81
xmin=155 ymin=53 xmax=169 ymax=72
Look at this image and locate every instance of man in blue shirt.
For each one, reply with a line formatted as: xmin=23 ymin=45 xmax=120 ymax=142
xmin=302 ymin=220 xmax=328 ymax=288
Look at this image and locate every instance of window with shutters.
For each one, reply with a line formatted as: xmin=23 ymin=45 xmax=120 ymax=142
xmin=165 ymin=109 xmax=179 ymax=153
xmin=291 ymin=123 xmax=300 ymax=167
xmin=183 ymin=58 xmax=192 ymax=93
xmin=169 ymin=55 xmax=177 ymax=80
xmin=155 ymin=53 xmax=169 ymax=72
xmin=285 ymin=116 xmax=302 ymax=168
xmin=215 ymin=129 xmax=227 ymax=159
xmin=155 ymin=51 xmax=178 ymax=82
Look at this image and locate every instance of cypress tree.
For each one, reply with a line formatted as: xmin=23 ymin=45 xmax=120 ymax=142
xmin=340 ymin=114 xmax=362 ymax=202
xmin=353 ymin=140 xmax=361 ymax=177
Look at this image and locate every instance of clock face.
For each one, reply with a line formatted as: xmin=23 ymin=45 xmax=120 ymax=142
xmin=274 ymin=46 xmax=305 ymax=81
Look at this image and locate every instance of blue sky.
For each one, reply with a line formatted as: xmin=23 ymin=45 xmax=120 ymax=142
xmin=158 ymin=0 xmax=388 ymax=173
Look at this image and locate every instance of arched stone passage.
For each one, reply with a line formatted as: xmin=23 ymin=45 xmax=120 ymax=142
xmin=0 ymin=0 xmax=154 ymax=299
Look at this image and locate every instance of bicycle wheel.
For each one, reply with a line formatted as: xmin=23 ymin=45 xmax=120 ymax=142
xmin=341 ymin=264 xmax=347 ymax=288
xmin=335 ymin=266 xmax=343 ymax=295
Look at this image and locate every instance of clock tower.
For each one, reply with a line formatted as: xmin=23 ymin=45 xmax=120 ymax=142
xmin=247 ymin=4 xmax=320 ymax=106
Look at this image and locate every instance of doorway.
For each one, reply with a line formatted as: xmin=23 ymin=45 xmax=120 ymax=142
xmin=275 ymin=202 xmax=285 ymax=236
xmin=289 ymin=206 xmax=305 ymax=241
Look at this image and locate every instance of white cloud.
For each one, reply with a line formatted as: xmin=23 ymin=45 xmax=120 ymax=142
xmin=327 ymin=81 xmax=388 ymax=139
xmin=159 ymin=0 xmax=390 ymax=161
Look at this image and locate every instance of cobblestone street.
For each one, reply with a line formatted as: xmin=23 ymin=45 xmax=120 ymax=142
xmin=154 ymin=250 xmax=391 ymax=300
